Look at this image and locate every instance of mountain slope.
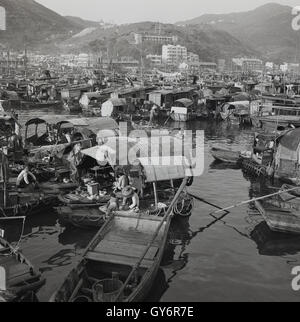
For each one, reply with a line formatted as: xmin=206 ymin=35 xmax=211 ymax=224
xmin=177 ymin=3 xmax=299 ymax=62
xmin=0 ymin=0 xmax=81 ymax=48
xmin=65 ymin=16 xmax=99 ymax=29
xmin=60 ymin=21 xmax=257 ymax=61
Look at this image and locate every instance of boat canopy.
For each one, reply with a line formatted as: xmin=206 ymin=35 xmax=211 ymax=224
xmin=81 ymin=136 xmax=194 ymax=180
xmin=138 ymin=156 xmax=193 ymax=182
xmin=174 ymin=99 xmax=193 ymax=108
xmin=278 ymin=128 xmax=300 ymax=151
xmin=25 ymin=117 xmax=118 ymax=133
xmin=25 ymin=115 xmax=70 ymax=127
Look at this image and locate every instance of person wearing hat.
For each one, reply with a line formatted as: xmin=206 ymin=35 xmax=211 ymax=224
xmin=121 ymin=186 xmax=140 ymax=212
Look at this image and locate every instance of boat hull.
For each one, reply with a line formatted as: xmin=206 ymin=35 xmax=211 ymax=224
xmin=255 ymin=200 xmax=300 ymax=234
xmin=50 ymin=212 xmax=171 ymax=302
xmin=57 ymin=206 xmax=105 ymax=229
xmin=210 ymin=147 xmax=241 ymax=164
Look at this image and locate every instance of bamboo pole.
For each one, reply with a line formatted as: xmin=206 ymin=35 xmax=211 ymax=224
xmin=114 ymin=177 xmax=188 ymax=302
xmin=210 ymin=186 xmax=300 ymax=216
xmin=153 ymin=182 xmax=158 ymax=208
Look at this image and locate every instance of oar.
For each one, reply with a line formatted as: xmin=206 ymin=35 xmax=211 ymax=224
xmin=210 ymin=186 xmax=300 ymax=216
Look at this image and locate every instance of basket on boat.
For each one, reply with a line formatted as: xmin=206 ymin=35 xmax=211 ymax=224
xmin=92 ymin=279 xmax=124 ymax=302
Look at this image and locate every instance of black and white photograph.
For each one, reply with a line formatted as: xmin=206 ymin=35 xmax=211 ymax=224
xmin=0 ymin=0 xmax=300 ymax=307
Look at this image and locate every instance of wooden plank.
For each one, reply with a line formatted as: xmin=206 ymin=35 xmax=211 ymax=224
xmin=105 ymin=230 xmax=161 ymax=246
xmin=85 ymin=251 xmax=154 ymax=268
xmin=94 ymin=241 xmax=158 ymax=260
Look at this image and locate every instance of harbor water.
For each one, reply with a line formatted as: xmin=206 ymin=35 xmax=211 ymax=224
xmin=2 ymin=107 xmax=300 ymax=302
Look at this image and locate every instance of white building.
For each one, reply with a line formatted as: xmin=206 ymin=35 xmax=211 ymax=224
xmin=187 ymin=52 xmax=199 ymax=63
xmin=134 ymin=33 xmax=178 ymax=45
xmin=162 ymin=44 xmax=187 ymax=65
xmin=76 ymin=53 xmax=90 ymax=68
xmin=146 ymin=54 xmax=162 ymax=66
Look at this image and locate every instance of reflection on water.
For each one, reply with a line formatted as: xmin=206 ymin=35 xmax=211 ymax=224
xmin=3 ymin=110 xmax=300 ymax=301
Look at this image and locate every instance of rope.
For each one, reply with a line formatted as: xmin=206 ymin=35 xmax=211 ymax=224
xmin=0 ymin=216 xmax=26 ymax=257
xmin=173 ymin=195 xmax=194 ymax=217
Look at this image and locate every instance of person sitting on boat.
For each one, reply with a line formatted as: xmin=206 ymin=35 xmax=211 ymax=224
xmin=103 ymin=193 xmax=119 ymax=219
xmin=16 ymin=166 xmax=37 ymax=189
xmin=114 ymin=172 xmax=129 ymax=193
xmin=121 ymin=186 xmax=140 ymax=212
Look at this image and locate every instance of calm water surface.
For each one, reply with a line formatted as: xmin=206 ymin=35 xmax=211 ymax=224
xmin=2 ymin=108 xmax=300 ymax=302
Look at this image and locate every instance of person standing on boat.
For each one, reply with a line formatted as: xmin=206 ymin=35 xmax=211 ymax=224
xmin=67 ymin=143 xmax=83 ymax=183
xmin=149 ymin=105 xmax=158 ymax=126
xmin=16 ymin=166 xmax=37 ymax=189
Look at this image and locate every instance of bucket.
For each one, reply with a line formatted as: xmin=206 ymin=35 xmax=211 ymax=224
xmin=72 ymin=295 xmax=92 ymax=302
xmin=92 ymin=278 xmax=124 ymax=302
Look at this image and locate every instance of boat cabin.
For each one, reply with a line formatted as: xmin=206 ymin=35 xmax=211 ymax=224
xmin=101 ymin=98 xmax=131 ymax=119
xmin=170 ymin=99 xmax=196 ymax=122
xmin=147 ymin=88 xmax=196 ymax=109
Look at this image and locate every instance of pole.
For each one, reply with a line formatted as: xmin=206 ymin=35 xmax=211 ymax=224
xmin=153 ymin=182 xmax=158 ymax=208
xmin=210 ymin=186 xmax=300 ymax=216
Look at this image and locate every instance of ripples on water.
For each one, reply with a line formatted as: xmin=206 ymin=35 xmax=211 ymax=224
xmin=2 ymin=108 xmax=300 ymax=302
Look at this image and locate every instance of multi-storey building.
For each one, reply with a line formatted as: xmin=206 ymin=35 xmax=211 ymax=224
xmin=232 ymin=57 xmax=263 ymax=72
xmin=134 ymin=33 xmax=178 ymax=45
xmin=187 ymin=52 xmax=199 ymax=63
xmin=146 ymin=54 xmax=162 ymax=66
xmin=162 ymin=44 xmax=187 ymax=65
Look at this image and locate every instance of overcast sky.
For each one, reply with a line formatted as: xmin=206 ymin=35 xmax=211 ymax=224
xmin=36 ymin=0 xmax=300 ymax=24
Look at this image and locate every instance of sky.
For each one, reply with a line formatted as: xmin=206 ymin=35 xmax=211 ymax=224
xmin=36 ymin=0 xmax=300 ymax=24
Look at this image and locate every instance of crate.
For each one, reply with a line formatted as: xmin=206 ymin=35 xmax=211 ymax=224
xmin=87 ymin=183 xmax=99 ymax=196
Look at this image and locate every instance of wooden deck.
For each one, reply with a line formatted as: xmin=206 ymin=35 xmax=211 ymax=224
xmin=85 ymin=227 xmax=160 ymax=268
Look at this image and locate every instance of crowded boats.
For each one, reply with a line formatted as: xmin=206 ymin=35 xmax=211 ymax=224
xmin=2 ymin=62 xmax=300 ymax=302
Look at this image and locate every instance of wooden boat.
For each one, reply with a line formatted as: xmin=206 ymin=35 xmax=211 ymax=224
xmin=50 ymin=178 xmax=188 ymax=302
xmin=50 ymin=210 xmax=171 ymax=302
xmin=0 ymin=237 xmax=45 ymax=302
xmin=255 ymin=200 xmax=300 ymax=234
xmin=2 ymin=193 xmax=57 ymax=218
xmin=21 ymin=100 xmax=62 ymax=109
xmin=56 ymin=206 xmax=105 ymax=229
xmin=58 ymin=193 xmax=110 ymax=205
xmin=39 ymin=182 xmax=78 ymax=193
xmin=210 ymin=146 xmax=241 ymax=164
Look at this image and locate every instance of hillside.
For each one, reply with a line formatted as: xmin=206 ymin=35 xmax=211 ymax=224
xmin=177 ymin=3 xmax=299 ymax=62
xmin=0 ymin=0 xmax=81 ymax=49
xmin=60 ymin=21 xmax=257 ymax=62
xmin=65 ymin=16 xmax=100 ymax=29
